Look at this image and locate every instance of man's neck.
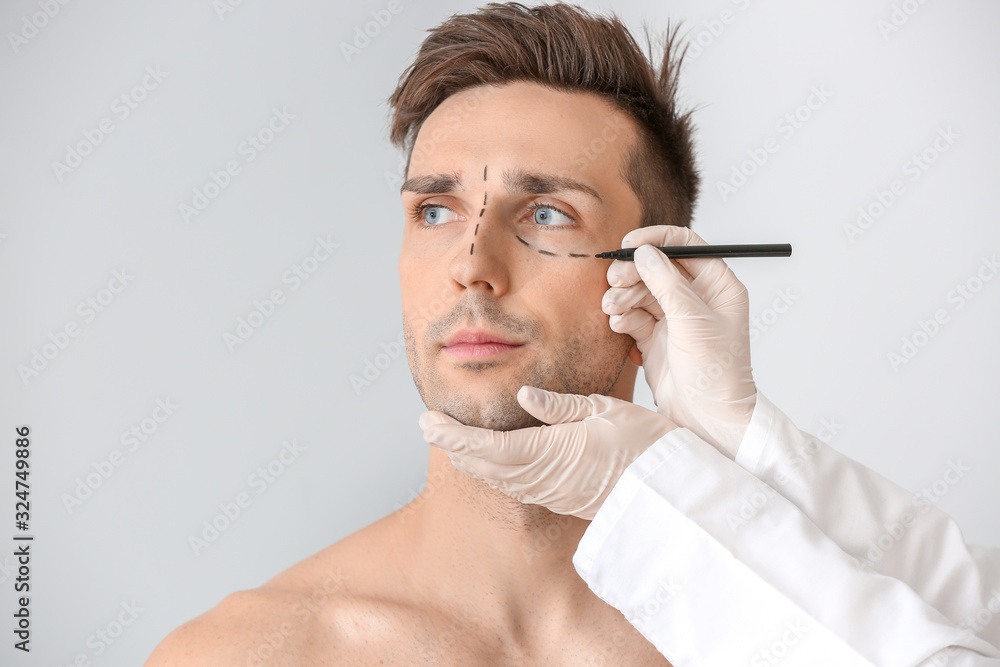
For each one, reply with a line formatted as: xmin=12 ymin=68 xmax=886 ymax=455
xmin=400 ymin=447 xmax=598 ymax=638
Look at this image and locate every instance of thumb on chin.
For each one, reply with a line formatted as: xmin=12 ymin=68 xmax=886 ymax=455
xmin=418 ymin=410 xmax=463 ymax=430
xmin=517 ymin=386 xmax=594 ymax=424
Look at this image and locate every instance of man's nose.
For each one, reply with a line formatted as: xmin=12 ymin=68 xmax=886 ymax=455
xmin=447 ymin=210 xmax=512 ymax=293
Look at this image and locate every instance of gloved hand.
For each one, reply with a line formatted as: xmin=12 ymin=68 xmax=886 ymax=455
xmin=418 ymin=386 xmax=678 ymax=520
xmin=602 ymin=225 xmax=757 ymax=460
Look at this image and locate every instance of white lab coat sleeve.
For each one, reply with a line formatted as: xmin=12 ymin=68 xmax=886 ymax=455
xmin=572 ymin=425 xmax=1000 ymax=667
xmin=734 ymin=392 xmax=1000 ymax=648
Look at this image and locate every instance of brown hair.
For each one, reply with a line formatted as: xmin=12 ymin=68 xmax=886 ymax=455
xmin=386 ymin=2 xmax=700 ymax=228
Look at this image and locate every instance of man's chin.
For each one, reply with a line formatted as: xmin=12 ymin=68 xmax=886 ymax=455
xmin=428 ymin=388 xmax=544 ymax=432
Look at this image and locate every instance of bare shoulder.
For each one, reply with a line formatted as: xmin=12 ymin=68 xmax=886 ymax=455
xmin=145 ymin=514 xmax=418 ymax=666
xmin=143 ymin=585 xmax=311 ymax=666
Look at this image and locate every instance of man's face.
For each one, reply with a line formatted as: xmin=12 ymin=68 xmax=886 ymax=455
xmin=399 ymin=81 xmax=644 ymax=431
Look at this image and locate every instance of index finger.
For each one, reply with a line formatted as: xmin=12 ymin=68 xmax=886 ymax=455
xmin=422 ymin=422 xmax=549 ymax=466
xmin=607 ymin=225 xmax=714 ymax=287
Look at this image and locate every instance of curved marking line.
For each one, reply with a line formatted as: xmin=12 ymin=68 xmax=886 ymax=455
xmin=470 ymin=243 xmax=475 ymax=255
xmin=483 ymin=193 xmax=487 ymax=205
xmin=474 ymin=223 xmax=479 ymax=235
xmin=537 ymin=249 xmax=556 ymax=256
xmin=479 ymin=208 xmax=485 ymax=217
xmin=516 ymin=235 xmax=531 ymax=247
xmin=483 ymin=165 xmax=488 ymax=180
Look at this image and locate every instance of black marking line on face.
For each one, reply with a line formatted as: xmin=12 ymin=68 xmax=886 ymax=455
xmin=514 ymin=234 xmax=588 ymax=258
xmin=480 ymin=167 xmax=488 ymax=227
xmin=474 ymin=223 xmax=479 ymax=235
xmin=470 ymin=243 xmax=475 ymax=255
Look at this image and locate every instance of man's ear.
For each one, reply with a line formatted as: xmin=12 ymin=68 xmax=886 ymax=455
xmin=627 ymin=341 xmax=643 ymax=366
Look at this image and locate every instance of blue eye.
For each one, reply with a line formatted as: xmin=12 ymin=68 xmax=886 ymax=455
xmin=528 ymin=203 xmax=575 ymax=227
xmin=414 ymin=204 xmax=461 ymax=226
xmin=409 ymin=201 xmax=577 ymax=228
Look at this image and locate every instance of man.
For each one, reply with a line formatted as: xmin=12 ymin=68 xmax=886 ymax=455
xmin=147 ymin=3 xmax=695 ymax=664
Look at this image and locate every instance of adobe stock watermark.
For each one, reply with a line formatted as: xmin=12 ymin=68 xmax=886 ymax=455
xmin=858 ymin=458 xmax=969 ymax=570
xmin=716 ymin=85 xmax=833 ymax=202
xmin=520 ymin=513 xmax=578 ymax=565
xmin=61 ymin=397 xmax=179 ymax=513
xmin=877 ymin=0 xmax=933 ymax=40
xmin=179 ymin=106 xmax=296 ymax=222
xmin=953 ymin=590 xmax=1000 ymax=657
xmin=223 ymin=235 xmax=340 ymax=352
xmin=384 ymin=86 xmax=492 ymax=192
xmin=189 ymin=438 xmax=305 ymax=556
xmin=747 ymin=288 xmax=798 ymax=342
xmin=750 ymin=618 xmax=809 ymax=666
xmin=682 ymin=286 xmax=799 ymax=406
xmin=351 ymin=330 xmax=406 ymax=395
xmin=7 ymin=0 xmax=74 ymax=54
xmin=916 ymin=592 xmax=1000 ymax=666
xmin=886 ymin=253 xmax=997 ymax=371
xmin=352 ymin=285 xmax=461 ymax=395
xmin=340 ymin=0 xmax=405 ymax=63
xmin=392 ymin=468 xmax=446 ymax=525
xmin=52 ymin=65 xmax=168 ymax=182
xmin=683 ymin=0 xmax=756 ymax=62
xmin=56 ymin=600 xmax=144 ymax=667
xmin=213 ymin=0 xmax=251 ymax=21
xmin=920 ymin=589 xmax=1000 ymax=667
xmin=570 ymin=114 xmax=630 ymax=169
xmin=843 ymin=126 xmax=959 ymax=243
xmin=17 ymin=269 xmax=135 ymax=385
xmin=726 ymin=416 xmax=844 ymax=532
xmin=628 ymin=576 xmax=683 ymax=638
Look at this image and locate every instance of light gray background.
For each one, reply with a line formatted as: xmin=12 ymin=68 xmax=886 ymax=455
xmin=1 ymin=0 xmax=998 ymax=664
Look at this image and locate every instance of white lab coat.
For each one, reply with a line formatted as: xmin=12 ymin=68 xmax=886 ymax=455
xmin=573 ymin=392 xmax=1000 ymax=666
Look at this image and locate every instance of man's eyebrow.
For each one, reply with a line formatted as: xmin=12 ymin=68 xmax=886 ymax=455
xmin=400 ymin=171 xmax=463 ymax=196
xmin=502 ymin=168 xmax=603 ymax=204
xmin=399 ymin=168 xmax=604 ymax=204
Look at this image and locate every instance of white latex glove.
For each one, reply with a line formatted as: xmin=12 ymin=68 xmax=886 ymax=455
xmin=602 ymin=225 xmax=757 ymax=460
xmin=418 ymin=386 xmax=678 ymax=520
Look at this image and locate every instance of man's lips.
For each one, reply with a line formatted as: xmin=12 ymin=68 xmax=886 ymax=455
xmin=444 ymin=328 xmax=521 ymax=347
xmin=442 ymin=328 xmax=524 ymax=359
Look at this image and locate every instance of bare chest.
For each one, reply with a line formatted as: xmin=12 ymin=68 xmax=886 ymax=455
xmin=301 ymin=600 xmax=673 ymax=666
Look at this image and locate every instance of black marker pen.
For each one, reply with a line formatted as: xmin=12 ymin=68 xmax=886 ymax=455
xmin=594 ymin=243 xmax=792 ymax=260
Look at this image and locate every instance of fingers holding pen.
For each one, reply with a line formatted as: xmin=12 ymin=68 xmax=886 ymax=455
xmin=606 ymin=244 xmax=715 ymax=328
xmin=606 ymin=240 xmax=744 ymax=321
xmin=607 ymin=226 xmax=749 ymax=311
xmin=606 ymin=225 xmax=705 ymax=288
xmin=633 ymin=245 xmax=718 ymax=320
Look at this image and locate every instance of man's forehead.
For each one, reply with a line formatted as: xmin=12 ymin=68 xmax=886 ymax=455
xmin=410 ymin=83 xmax=635 ymax=167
